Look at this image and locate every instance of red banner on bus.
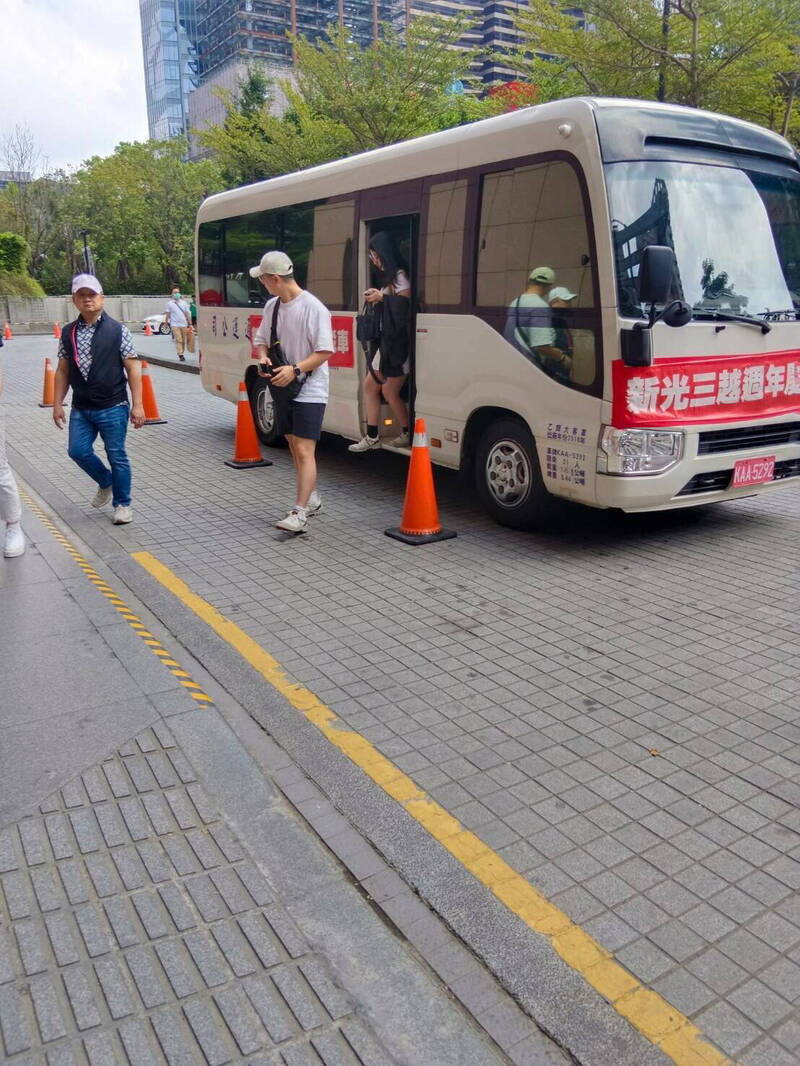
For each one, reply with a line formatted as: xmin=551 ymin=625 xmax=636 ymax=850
xmin=329 ymin=315 xmax=355 ymax=368
xmin=613 ymin=350 xmax=800 ymax=428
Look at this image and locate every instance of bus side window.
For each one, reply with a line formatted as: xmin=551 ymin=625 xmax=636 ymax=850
xmin=198 ymin=221 xmax=224 ymax=306
xmin=424 ymin=179 xmax=467 ymax=306
xmin=475 ymin=159 xmax=599 ymax=392
xmin=306 ymin=200 xmax=356 ymax=310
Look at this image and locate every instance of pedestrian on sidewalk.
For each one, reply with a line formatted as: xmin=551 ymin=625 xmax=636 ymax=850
xmin=164 ymin=285 xmax=195 ymax=360
xmin=251 ymin=251 xmax=334 ymax=534
xmin=53 ymin=274 xmax=145 ymax=525
xmin=0 ymin=335 xmax=25 ymax=557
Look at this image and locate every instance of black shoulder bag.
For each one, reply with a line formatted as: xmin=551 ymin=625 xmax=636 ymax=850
xmin=267 ymin=299 xmax=306 ymax=402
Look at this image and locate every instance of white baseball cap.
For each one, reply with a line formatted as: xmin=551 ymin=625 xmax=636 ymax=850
xmin=549 ymin=286 xmax=577 ymax=301
xmin=71 ymin=273 xmax=103 ymax=294
xmin=249 ymin=251 xmax=293 ymax=278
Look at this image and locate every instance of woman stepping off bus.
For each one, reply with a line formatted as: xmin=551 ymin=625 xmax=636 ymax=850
xmin=349 ymin=232 xmax=412 ymax=452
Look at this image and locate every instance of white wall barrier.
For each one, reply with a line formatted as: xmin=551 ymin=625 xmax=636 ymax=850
xmin=0 ymin=295 xmax=174 ymax=334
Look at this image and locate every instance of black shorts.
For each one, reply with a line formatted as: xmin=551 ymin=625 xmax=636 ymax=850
xmin=285 ymin=401 xmax=326 ymax=440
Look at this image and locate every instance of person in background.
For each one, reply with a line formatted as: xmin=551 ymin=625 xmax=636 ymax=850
xmin=164 ymin=285 xmax=194 ymax=361
xmin=53 ymin=274 xmax=145 ymax=525
xmin=0 ymin=334 xmax=25 ymax=557
xmin=189 ymin=294 xmax=198 ymax=328
xmin=349 ymin=231 xmax=411 ymax=452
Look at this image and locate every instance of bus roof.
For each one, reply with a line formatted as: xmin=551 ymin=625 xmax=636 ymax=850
xmin=197 ymin=97 xmax=798 ymax=224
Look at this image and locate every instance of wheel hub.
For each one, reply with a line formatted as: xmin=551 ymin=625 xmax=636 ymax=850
xmin=256 ymin=387 xmax=275 ymax=435
xmin=485 ymin=439 xmax=532 ymax=508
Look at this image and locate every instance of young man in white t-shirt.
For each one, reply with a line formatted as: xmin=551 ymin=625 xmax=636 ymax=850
xmin=251 ymin=251 xmax=334 ymax=534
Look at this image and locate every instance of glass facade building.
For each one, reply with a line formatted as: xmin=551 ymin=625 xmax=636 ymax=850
xmin=139 ymin=0 xmax=200 ymax=140
xmin=196 ymin=0 xmax=400 ymax=79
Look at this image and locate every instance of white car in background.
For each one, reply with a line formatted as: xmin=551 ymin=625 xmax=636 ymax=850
xmin=140 ymin=314 xmax=170 ymax=335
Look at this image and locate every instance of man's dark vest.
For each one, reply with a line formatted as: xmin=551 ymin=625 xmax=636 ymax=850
xmin=61 ymin=314 xmax=128 ymax=410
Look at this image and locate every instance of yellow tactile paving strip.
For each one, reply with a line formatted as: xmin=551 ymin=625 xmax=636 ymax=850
xmin=19 ymin=493 xmax=213 ymax=706
xmin=133 ymin=548 xmax=731 ymax=1066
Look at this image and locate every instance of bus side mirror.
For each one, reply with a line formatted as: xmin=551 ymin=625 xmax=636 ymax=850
xmin=638 ymin=245 xmax=676 ymax=305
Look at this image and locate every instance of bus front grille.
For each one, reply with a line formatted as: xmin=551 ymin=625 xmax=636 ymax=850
xmin=697 ymin=422 xmax=800 ymax=455
xmin=677 ymin=457 xmax=800 ymax=496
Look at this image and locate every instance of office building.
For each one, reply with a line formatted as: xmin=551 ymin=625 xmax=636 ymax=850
xmin=195 ymin=0 xmax=399 ymax=81
xmin=139 ymin=0 xmax=200 ymax=140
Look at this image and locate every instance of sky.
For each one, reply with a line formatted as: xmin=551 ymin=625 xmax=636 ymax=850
xmin=1 ymin=0 xmax=149 ymax=173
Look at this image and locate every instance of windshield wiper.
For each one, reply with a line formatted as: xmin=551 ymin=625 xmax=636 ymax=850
xmin=760 ymin=308 xmax=800 ymax=322
xmin=691 ymin=310 xmax=771 ymax=334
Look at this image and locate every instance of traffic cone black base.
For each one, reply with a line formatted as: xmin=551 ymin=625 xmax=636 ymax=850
xmin=144 ymin=417 xmax=168 ymax=426
xmin=385 ymin=527 xmax=456 ymax=545
xmin=224 ymin=457 xmax=273 ymax=469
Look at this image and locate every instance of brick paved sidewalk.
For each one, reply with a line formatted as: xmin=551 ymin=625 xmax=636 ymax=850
xmin=3 ymin=338 xmax=800 ymax=1065
xmin=1 ymin=724 xmax=391 ymax=1065
xmin=0 ymin=496 xmax=550 ymax=1066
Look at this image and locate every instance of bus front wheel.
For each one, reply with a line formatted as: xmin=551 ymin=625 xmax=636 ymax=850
xmin=475 ymin=418 xmax=561 ymax=530
xmin=247 ymin=376 xmax=281 ymax=446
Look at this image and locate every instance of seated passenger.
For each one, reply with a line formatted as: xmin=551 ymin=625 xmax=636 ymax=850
xmin=506 ymin=267 xmax=572 ymax=381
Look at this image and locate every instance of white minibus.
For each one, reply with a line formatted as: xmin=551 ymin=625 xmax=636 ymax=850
xmin=195 ymin=97 xmax=800 ymax=527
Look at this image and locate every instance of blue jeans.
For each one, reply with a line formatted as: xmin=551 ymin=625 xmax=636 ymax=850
xmin=68 ymin=404 xmax=132 ymax=507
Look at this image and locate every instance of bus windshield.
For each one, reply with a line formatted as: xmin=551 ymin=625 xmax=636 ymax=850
xmin=606 ymin=160 xmax=800 ymax=320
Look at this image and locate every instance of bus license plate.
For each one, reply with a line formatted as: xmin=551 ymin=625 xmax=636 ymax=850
xmin=732 ymin=456 xmax=775 ymax=488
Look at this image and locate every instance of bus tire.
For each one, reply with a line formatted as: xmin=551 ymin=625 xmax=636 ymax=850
xmin=475 ymin=417 xmax=561 ymax=530
xmin=247 ymin=376 xmax=282 ymax=446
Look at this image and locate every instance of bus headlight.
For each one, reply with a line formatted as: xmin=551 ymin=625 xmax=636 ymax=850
xmin=597 ymin=426 xmax=683 ymax=475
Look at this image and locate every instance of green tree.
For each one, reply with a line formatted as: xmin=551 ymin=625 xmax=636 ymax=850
xmin=199 ymin=16 xmax=489 ymax=183
xmin=509 ymin=0 xmax=800 ymax=138
xmin=63 ymin=139 xmax=222 ymax=293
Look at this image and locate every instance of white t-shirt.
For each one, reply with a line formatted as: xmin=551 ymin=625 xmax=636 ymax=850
xmin=165 ymin=298 xmax=190 ymax=328
xmin=381 ymin=269 xmax=410 ymax=296
xmin=253 ymin=290 xmax=333 ymax=404
xmin=509 ymin=292 xmax=555 ymax=348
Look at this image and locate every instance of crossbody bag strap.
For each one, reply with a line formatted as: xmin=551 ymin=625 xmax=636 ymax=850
xmin=270 ymin=299 xmax=280 ymax=348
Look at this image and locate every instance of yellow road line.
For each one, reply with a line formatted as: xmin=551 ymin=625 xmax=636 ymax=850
xmin=131 ymin=549 xmax=729 ymax=1066
xmin=18 ymin=494 xmax=214 ymax=708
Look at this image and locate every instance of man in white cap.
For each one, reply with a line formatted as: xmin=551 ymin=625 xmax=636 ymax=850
xmin=53 ymin=275 xmax=145 ymax=524
xmin=250 ymin=251 xmax=334 ymax=534
xmin=506 ymin=266 xmax=572 ymax=379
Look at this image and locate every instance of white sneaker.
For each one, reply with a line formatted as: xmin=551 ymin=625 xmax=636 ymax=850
xmin=275 ymin=508 xmax=307 ymax=533
xmin=3 ymin=523 xmax=25 ymax=558
xmin=112 ymin=505 xmax=133 ymax=525
xmin=92 ymin=485 xmax=112 ymax=509
xmin=307 ymin=491 xmax=322 ymax=516
xmin=348 ymin=435 xmax=380 ymax=453
xmin=390 ymin=430 xmax=410 ymax=448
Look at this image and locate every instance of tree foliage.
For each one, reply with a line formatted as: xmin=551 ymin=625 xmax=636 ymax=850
xmin=199 ymin=17 xmax=489 ymax=185
xmin=63 ymin=140 xmax=222 ymax=292
xmin=0 ymin=233 xmax=29 ymax=273
xmin=509 ymin=0 xmax=800 ymax=140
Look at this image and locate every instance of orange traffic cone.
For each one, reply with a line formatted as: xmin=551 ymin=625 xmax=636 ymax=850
xmin=140 ymin=361 xmax=167 ymax=425
xmin=52 ymin=322 xmax=60 ymax=338
xmin=38 ymin=358 xmax=56 ymax=408
xmin=385 ymin=418 xmax=456 ymax=545
xmin=225 ymin=382 xmax=272 ymax=468
xmin=144 ymin=322 xmax=153 ymax=336
xmin=3 ymin=322 xmax=12 ymax=340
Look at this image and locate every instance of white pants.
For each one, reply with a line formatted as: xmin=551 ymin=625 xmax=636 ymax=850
xmin=0 ymin=406 xmax=22 ymax=524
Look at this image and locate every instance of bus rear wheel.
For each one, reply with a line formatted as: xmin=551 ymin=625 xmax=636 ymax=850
xmin=475 ymin=417 xmax=561 ymax=530
xmin=247 ymin=376 xmax=281 ymax=446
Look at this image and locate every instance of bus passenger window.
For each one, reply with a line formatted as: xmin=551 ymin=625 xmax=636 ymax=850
xmin=198 ymin=222 xmax=224 ymax=306
xmin=424 ymin=179 xmax=467 ymax=306
xmin=476 ymin=160 xmax=598 ymax=391
xmin=305 ymin=200 xmax=355 ymax=310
